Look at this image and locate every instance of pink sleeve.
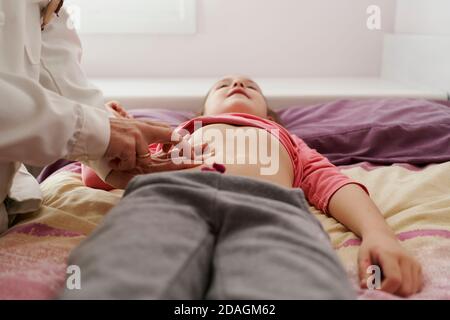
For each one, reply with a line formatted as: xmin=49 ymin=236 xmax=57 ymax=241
xmin=81 ymin=163 xmax=115 ymax=191
xmin=293 ymin=135 xmax=369 ymax=214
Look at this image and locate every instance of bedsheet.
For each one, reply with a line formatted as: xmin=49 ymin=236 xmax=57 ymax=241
xmin=1 ymin=161 xmax=449 ymax=299
xmin=313 ymin=161 xmax=450 ymax=299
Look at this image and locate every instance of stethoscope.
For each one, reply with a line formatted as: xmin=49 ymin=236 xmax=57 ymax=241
xmin=41 ymin=0 xmax=64 ymax=30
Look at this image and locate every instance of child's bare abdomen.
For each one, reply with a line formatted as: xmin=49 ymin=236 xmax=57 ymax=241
xmin=181 ymin=124 xmax=294 ymax=189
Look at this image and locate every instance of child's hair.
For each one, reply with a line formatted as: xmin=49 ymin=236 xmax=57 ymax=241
xmin=198 ymin=89 xmax=283 ymax=125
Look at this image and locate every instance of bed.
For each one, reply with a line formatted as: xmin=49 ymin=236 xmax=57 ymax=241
xmin=1 ymin=98 xmax=449 ymax=299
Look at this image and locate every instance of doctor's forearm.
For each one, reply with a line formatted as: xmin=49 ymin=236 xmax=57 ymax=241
xmin=0 ymin=73 xmax=110 ymax=166
xmin=327 ymin=184 xmax=395 ymax=239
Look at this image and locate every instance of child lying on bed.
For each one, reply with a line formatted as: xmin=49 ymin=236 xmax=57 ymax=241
xmin=82 ymin=75 xmax=422 ymax=297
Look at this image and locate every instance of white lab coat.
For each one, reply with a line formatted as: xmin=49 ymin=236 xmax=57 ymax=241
xmin=0 ymin=0 xmax=112 ymax=232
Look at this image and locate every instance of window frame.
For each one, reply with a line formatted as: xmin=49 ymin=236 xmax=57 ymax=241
xmin=65 ymin=0 xmax=197 ymax=35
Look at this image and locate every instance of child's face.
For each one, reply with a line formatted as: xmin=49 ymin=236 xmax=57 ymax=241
xmin=203 ymin=75 xmax=269 ymax=119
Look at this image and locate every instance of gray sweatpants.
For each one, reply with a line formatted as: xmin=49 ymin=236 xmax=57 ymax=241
xmin=60 ymin=171 xmax=355 ymax=299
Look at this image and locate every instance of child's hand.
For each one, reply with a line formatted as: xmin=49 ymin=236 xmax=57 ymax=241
xmin=106 ymin=101 xmax=134 ymax=119
xmin=358 ymin=233 xmax=423 ymax=297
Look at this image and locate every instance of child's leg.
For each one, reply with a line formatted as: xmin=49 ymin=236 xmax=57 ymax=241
xmin=205 ymin=176 xmax=355 ymax=300
xmin=59 ymin=172 xmax=219 ymax=299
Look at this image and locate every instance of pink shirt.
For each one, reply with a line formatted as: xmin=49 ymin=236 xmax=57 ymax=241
xmin=82 ymin=113 xmax=369 ymax=214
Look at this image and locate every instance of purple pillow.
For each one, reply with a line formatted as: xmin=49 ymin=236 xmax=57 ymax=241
xmin=132 ymin=100 xmax=450 ymax=166
xmin=278 ymin=99 xmax=450 ymax=165
xmin=37 ymin=99 xmax=450 ymax=183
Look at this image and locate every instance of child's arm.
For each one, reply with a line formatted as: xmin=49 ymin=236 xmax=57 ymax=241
xmin=328 ymin=184 xmax=423 ymax=297
xmin=292 ymin=135 xmax=422 ymax=297
xmin=82 ymin=145 xmax=210 ymax=190
xmin=81 ymin=163 xmax=115 ymax=191
xmin=82 ymin=161 xmax=194 ymax=190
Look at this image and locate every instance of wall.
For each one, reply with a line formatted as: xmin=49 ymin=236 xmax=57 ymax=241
xmin=381 ymin=0 xmax=450 ymax=95
xmin=395 ymin=0 xmax=450 ymax=35
xmin=78 ymin=0 xmax=395 ymax=78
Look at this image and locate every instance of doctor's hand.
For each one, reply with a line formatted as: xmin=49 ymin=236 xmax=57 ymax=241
xmin=104 ymin=133 xmax=212 ymax=189
xmin=105 ymin=145 xmax=212 ymax=189
xmin=105 ymin=117 xmax=182 ymax=172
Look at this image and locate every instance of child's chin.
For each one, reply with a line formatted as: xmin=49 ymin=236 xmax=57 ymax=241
xmin=222 ymin=102 xmax=256 ymax=114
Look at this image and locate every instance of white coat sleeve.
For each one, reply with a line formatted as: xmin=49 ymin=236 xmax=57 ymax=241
xmin=38 ymin=7 xmax=113 ymax=180
xmin=0 ymin=72 xmax=110 ymax=167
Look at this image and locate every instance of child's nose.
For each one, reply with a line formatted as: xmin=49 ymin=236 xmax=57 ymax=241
xmin=232 ymin=81 xmax=245 ymax=88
